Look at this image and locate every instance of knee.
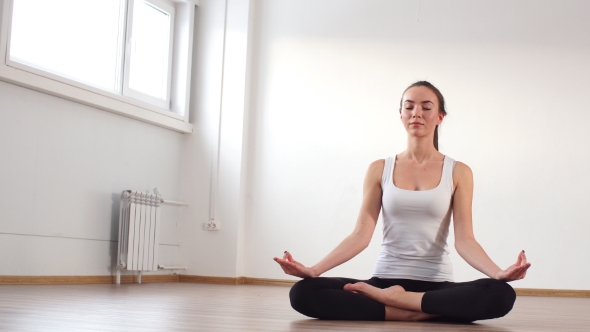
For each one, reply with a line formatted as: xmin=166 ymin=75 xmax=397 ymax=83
xmin=289 ymin=278 xmax=316 ymax=314
xmin=484 ymin=279 xmax=516 ymax=318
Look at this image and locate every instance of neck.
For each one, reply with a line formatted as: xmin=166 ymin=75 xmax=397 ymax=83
xmin=401 ymin=135 xmax=440 ymax=163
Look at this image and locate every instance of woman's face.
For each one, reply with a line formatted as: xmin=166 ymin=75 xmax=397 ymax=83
xmin=399 ymin=86 xmax=444 ymax=137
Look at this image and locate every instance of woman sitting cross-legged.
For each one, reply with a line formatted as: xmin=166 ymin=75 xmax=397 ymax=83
xmin=273 ymin=81 xmax=531 ymax=322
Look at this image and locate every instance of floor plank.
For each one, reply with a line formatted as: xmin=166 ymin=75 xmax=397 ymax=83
xmin=0 ymin=283 xmax=589 ymax=331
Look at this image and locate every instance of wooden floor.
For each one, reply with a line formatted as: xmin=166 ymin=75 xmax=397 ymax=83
xmin=1 ymin=283 xmax=589 ymax=332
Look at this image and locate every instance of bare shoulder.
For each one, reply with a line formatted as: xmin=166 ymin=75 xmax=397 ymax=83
xmin=453 ymin=161 xmax=473 ymax=177
xmin=366 ymin=159 xmax=385 ymax=182
xmin=452 ymin=161 xmax=473 ymax=188
xmin=367 ymin=159 xmax=385 ymax=175
xmin=368 ymin=159 xmax=385 ymax=171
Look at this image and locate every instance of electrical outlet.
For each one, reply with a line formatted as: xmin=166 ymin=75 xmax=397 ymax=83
xmin=204 ymin=220 xmax=220 ymax=231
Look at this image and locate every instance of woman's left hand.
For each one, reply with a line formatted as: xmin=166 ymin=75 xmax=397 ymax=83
xmin=494 ymin=250 xmax=531 ymax=282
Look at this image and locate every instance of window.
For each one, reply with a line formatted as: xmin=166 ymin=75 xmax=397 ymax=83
xmin=0 ymin=0 xmax=196 ymax=133
xmin=124 ymin=0 xmax=174 ymax=108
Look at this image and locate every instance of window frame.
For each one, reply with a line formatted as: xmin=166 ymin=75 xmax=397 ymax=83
xmin=123 ymin=0 xmax=175 ymax=109
xmin=0 ymin=0 xmax=197 ymax=133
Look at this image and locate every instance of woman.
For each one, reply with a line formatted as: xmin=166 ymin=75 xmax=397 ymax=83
xmin=273 ymin=81 xmax=531 ymax=322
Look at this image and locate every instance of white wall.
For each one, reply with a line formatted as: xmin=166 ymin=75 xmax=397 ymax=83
xmin=241 ymin=0 xmax=590 ymax=290
xmin=178 ymin=0 xmax=252 ymax=278
xmin=0 ymin=80 xmax=184 ymax=275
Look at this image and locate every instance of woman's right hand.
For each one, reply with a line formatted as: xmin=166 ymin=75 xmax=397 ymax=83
xmin=273 ymin=251 xmax=319 ymax=278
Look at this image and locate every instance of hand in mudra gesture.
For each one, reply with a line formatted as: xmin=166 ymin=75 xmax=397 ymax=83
xmin=274 ymin=251 xmax=318 ymax=278
xmin=495 ymin=250 xmax=531 ymax=282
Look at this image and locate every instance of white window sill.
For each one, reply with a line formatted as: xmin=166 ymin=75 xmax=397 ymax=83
xmin=0 ymin=62 xmax=193 ymax=133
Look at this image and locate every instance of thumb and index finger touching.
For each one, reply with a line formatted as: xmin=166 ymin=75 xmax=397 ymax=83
xmin=273 ymin=250 xmax=296 ymax=265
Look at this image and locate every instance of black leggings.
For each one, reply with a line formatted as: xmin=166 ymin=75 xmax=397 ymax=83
xmin=289 ymin=277 xmax=516 ymax=322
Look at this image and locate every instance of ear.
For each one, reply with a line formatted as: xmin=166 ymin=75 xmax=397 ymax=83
xmin=438 ymin=113 xmax=445 ymax=125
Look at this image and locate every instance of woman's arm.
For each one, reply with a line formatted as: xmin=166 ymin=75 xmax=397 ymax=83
xmin=274 ymin=160 xmax=384 ymax=278
xmin=452 ymin=162 xmax=531 ymax=281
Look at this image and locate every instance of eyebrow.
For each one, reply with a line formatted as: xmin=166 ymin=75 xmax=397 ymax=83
xmin=404 ymin=99 xmax=434 ymax=104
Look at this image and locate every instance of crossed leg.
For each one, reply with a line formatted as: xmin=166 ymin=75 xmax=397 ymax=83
xmin=343 ymin=283 xmax=438 ymax=321
xmin=343 ymin=278 xmax=516 ymax=322
xmin=289 ymin=277 xmax=515 ymax=322
xmin=289 ymin=277 xmax=436 ymax=321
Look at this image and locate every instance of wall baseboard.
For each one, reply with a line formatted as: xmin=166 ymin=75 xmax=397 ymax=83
xmin=242 ymin=277 xmax=297 ymax=287
xmin=177 ymin=275 xmax=296 ymax=287
xmin=0 ymin=274 xmax=179 ymax=285
xmin=515 ymin=288 xmax=590 ymax=298
xmin=2 ymin=275 xmax=589 ymax=298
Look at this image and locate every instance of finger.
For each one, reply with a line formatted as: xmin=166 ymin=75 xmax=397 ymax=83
xmin=274 ymin=259 xmax=290 ymax=273
xmin=504 ymin=269 xmax=519 ymax=281
xmin=514 ymin=263 xmax=529 ymax=275
xmin=279 ymin=259 xmax=301 ymax=272
xmin=510 ymin=267 xmax=525 ymax=279
xmin=274 ymin=257 xmax=294 ymax=270
xmin=505 ymin=264 xmax=526 ymax=280
xmin=512 ymin=270 xmax=525 ymax=281
xmin=273 ymin=257 xmax=285 ymax=270
xmin=519 ymin=262 xmax=531 ymax=272
xmin=275 ymin=259 xmax=296 ymax=275
xmin=521 ymin=251 xmax=528 ymax=265
xmin=515 ymin=263 xmax=531 ymax=279
xmin=285 ymin=251 xmax=294 ymax=262
xmin=515 ymin=251 xmax=523 ymax=266
xmin=284 ymin=252 xmax=302 ymax=267
xmin=274 ymin=258 xmax=291 ymax=268
xmin=510 ymin=263 xmax=531 ymax=280
xmin=503 ymin=264 xmax=517 ymax=276
xmin=281 ymin=265 xmax=291 ymax=274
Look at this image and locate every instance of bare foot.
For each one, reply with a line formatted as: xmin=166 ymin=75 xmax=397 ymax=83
xmin=344 ymin=283 xmax=405 ymax=304
xmin=344 ymin=283 xmax=422 ymax=311
xmin=345 ymin=282 xmax=404 ymax=293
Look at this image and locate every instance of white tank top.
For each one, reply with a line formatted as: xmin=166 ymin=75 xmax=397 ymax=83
xmin=373 ymin=155 xmax=456 ymax=282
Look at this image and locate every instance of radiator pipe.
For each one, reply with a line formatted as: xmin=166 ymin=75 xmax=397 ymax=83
xmin=158 ymin=265 xmax=186 ymax=270
xmin=160 ymin=199 xmax=189 ymax=206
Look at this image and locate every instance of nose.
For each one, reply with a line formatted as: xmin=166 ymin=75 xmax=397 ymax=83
xmin=411 ymin=106 xmax=423 ymax=118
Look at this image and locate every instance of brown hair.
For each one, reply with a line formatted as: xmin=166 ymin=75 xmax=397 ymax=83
xmin=399 ymin=81 xmax=448 ymax=151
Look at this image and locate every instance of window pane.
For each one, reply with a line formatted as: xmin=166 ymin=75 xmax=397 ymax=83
xmin=9 ymin=0 xmax=123 ymax=91
xmin=128 ymin=1 xmax=171 ymax=101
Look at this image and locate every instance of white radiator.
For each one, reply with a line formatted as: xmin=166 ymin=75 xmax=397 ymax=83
xmin=116 ymin=190 xmax=162 ymax=284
